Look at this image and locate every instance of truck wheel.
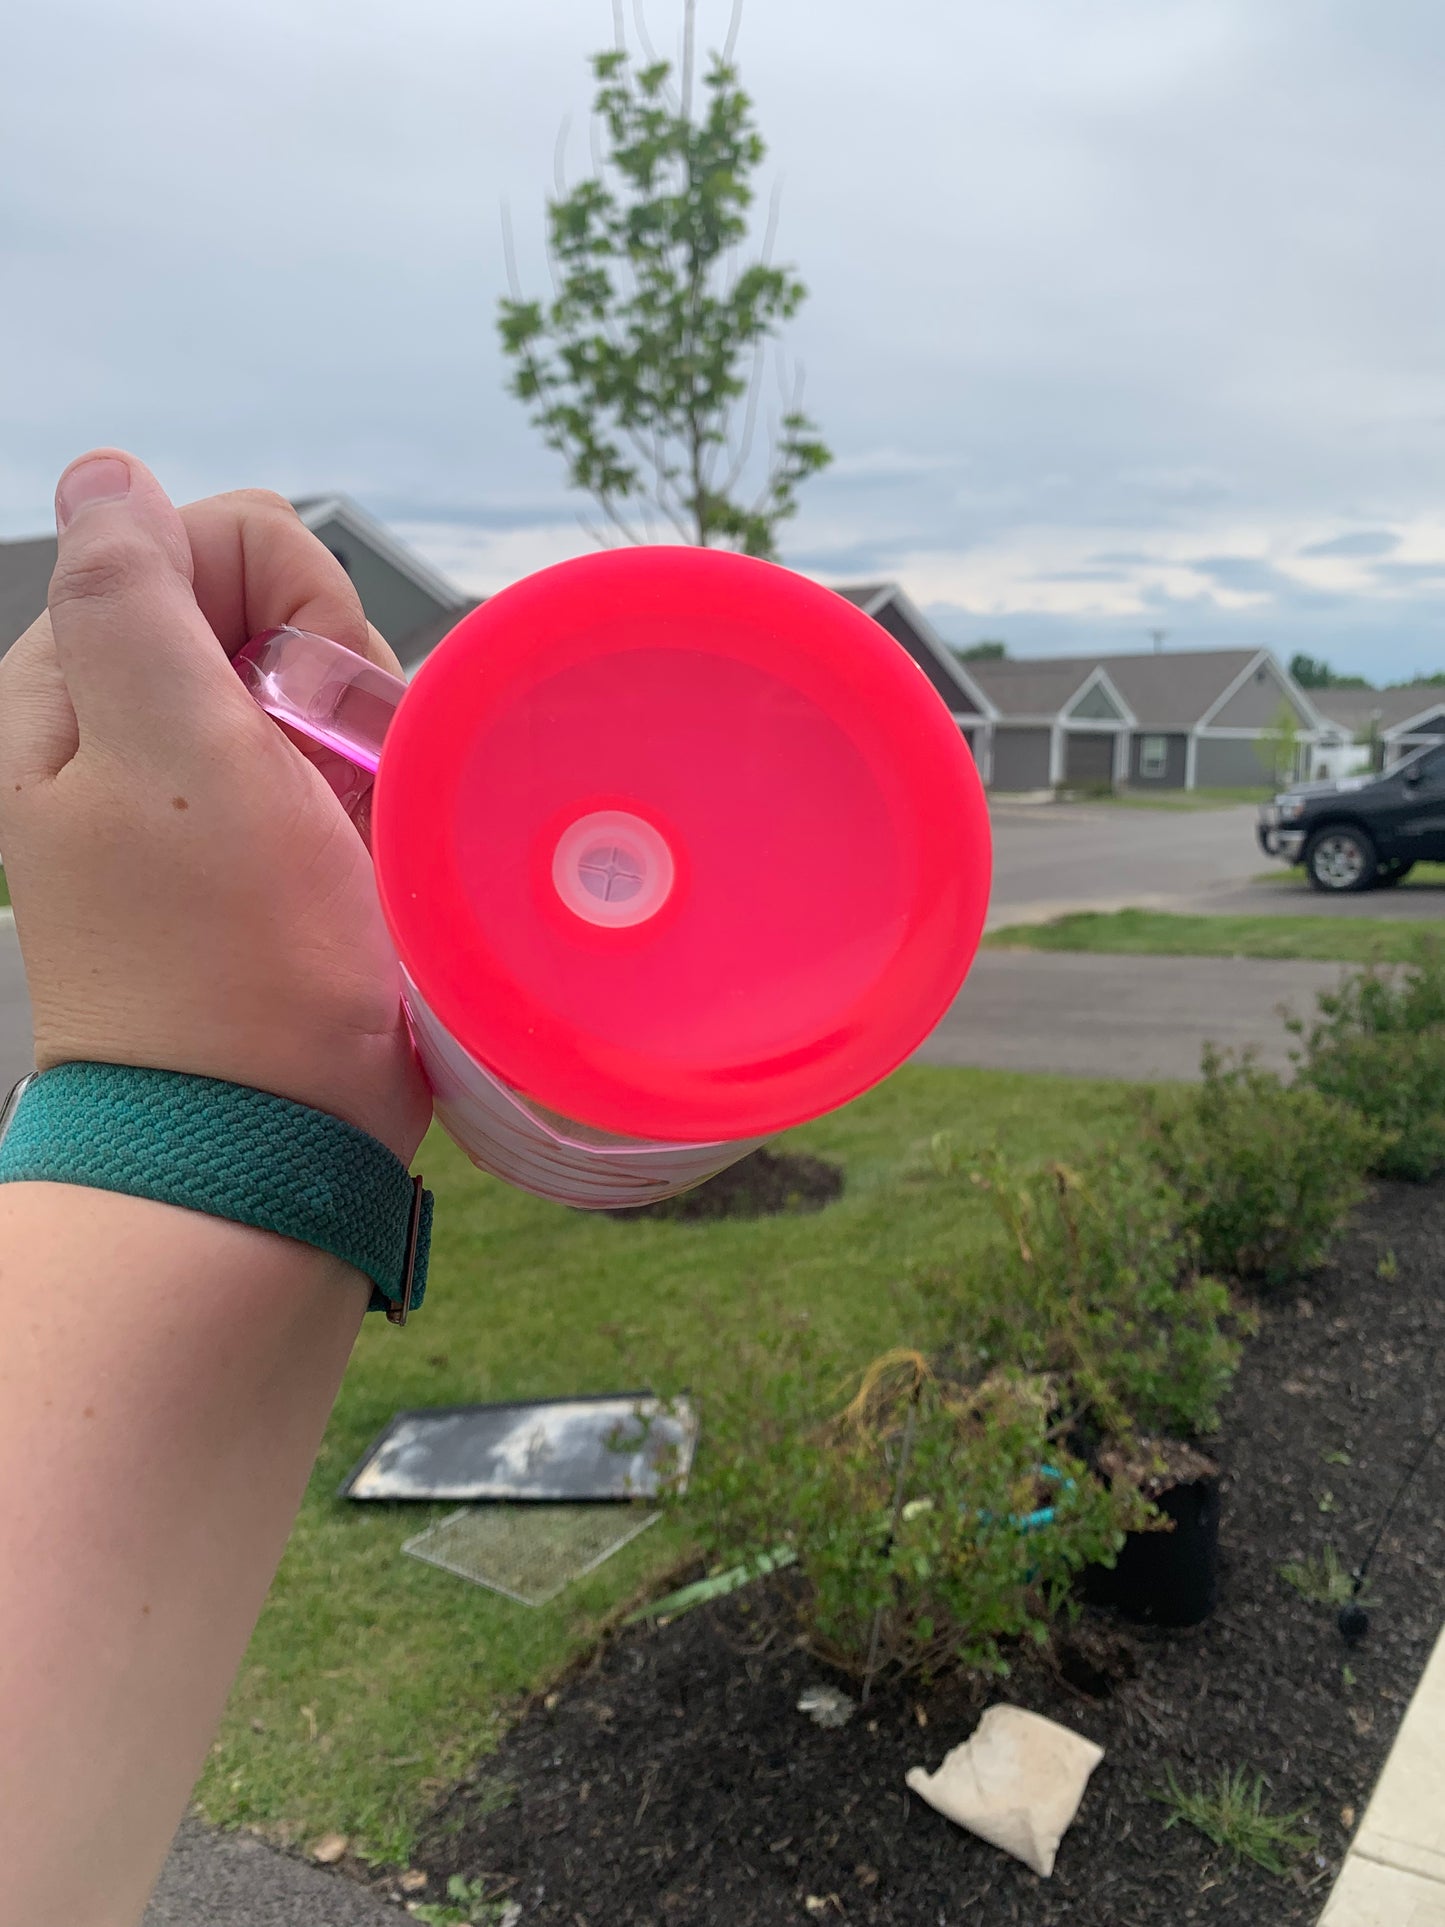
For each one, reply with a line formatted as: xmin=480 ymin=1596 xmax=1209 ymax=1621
xmin=1305 ymin=826 xmax=1378 ymax=892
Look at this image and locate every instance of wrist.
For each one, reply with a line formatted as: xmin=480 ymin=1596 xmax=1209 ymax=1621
xmin=0 ymin=1063 xmax=433 ymax=1322
xmin=28 ymin=1018 xmax=430 ymax=1168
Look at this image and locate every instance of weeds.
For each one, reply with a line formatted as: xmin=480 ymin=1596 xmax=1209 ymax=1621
xmin=1156 ymin=1766 xmax=1316 ymax=1875
xmin=1278 ymin=1545 xmax=1364 ymax=1606
xmin=407 ymin=1873 xmax=516 ymax=1925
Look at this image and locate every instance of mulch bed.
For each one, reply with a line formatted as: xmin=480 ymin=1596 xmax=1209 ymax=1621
xmin=410 ymin=1178 xmax=1445 ymax=1926
xmin=608 ymin=1148 xmax=844 ymax=1221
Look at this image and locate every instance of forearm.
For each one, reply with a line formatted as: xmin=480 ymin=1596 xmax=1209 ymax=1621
xmin=0 ymin=1183 xmax=368 ymax=1927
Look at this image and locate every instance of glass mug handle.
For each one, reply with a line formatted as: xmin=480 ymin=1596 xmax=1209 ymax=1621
xmin=234 ymin=628 xmax=407 ymax=812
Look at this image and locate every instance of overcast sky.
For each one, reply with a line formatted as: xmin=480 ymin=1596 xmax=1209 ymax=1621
xmin=6 ymin=0 xmax=1445 ymax=679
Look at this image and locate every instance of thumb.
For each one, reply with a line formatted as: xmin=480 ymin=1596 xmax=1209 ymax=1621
xmin=48 ymin=449 xmax=240 ymax=754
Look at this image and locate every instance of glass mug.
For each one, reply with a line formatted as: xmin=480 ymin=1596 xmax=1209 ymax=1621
xmin=236 ymin=547 xmax=992 ymax=1208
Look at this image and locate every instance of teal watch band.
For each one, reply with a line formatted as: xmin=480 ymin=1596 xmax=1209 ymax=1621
xmin=0 ymin=1063 xmax=431 ymax=1322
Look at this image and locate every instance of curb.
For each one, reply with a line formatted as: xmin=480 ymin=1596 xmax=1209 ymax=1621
xmin=1319 ymin=1622 xmax=1445 ymax=1923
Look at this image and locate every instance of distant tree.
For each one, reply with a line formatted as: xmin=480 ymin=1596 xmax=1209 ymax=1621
xmin=1289 ymin=651 xmax=1370 ymax=690
xmin=1256 ymin=699 xmax=1302 ymax=785
xmin=497 ymin=1 xmax=830 ymax=558
xmin=1290 ymin=652 xmax=1332 ymax=687
xmin=1393 ymin=671 xmax=1445 ymax=687
xmin=958 ymin=640 xmax=1007 ymax=660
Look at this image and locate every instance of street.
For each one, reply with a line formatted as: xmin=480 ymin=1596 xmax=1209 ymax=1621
xmin=918 ymin=948 xmax=1341 ymax=1081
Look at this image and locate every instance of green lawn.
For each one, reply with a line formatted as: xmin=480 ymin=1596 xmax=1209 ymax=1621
xmin=0 ymin=868 xmax=9 ymax=910
xmin=1084 ymin=787 xmax=1270 ymax=812
xmin=197 ymin=1065 xmax=1141 ymax=1862
xmin=988 ymin=907 xmax=1441 ymax=964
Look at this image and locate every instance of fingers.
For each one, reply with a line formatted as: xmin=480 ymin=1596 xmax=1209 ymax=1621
xmin=47 ymin=449 xmax=242 ymax=757
xmin=0 ymin=616 xmax=80 ymax=782
xmin=181 ymin=491 xmax=404 ymax=677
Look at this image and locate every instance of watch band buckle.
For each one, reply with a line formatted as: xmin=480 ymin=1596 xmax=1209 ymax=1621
xmin=387 ymin=1174 xmax=426 ymax=1327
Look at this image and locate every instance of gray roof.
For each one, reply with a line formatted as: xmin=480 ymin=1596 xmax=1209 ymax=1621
xmin=0 ymin=535 xmax=59 ymax=653
xmin=954 ymin=646 xmax=1262 ymax=731
xmin=962 ymin=656 xmax=1107 ymax=719
xmin=832 ymin=582 xmax=892 ymax=611
xmin=1087 ymin=649 xmax=1262 ymax=731
xmin=0 ymin=500 xmax=472 ymax=666
xmin=1310 ymin=683 xmax=1445 ymax=735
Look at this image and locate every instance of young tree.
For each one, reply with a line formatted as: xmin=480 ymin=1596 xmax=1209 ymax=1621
xmin=1256 ymin=699 xmax=1302 ymax=786
xmin=498 ymin=3 xmax=831 ymax=559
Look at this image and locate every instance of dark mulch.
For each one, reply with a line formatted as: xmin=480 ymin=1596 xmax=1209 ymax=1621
xmin=609 ymin=1148 xmax=844 ymax=1222
xmin=413 ymin=1179 xmax=1445 ymax=1926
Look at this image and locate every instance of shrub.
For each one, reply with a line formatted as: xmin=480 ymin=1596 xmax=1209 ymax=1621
xmin=1147 ymin=1048 xmax=1387 ymax=1288
xmin=1291 ymin=944 xmax=1445 ymax=1180
xmin=692 ymin=1349 xmax=1146 ymax=1687
xmin=961 ymin=1154 xmax=1244 ymax=1441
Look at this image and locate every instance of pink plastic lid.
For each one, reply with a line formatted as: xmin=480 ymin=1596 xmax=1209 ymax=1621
xmin=371 ymin=547 xmax=991 ymax=1141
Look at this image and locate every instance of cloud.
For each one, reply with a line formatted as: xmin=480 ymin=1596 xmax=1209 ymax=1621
xmin=1298 ymin=531 xmax=1401 ymax=559
xmin=4 ymin=0 xmax=1445 ymax=685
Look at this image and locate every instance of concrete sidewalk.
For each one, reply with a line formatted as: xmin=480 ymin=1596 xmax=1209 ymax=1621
xmin=1319 ymin=1625 xmax=1445 ymax=1924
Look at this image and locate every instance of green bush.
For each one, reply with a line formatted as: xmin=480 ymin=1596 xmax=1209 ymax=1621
xmin=1291 ymin=945 xmax=1445 ymax=1180
xmin=962 ymin=1154 xmax=1245 ymax=1441
xmin=1147 ymin=1049 xmax=1387 ymax=1287
xmin=692 ymin=1349 xmax=1145 ymax=1687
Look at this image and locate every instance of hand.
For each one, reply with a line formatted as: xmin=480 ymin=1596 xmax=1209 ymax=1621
xmin=0 ymin=450 xmax=432 ymax=1162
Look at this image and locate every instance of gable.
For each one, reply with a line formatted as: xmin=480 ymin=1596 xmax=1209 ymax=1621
xmin=1067 ymin=677 xmax=1126 ymax=722
xmin=1207 ymin=655 xmax=1314 ymax=730
xmin=1387 ymin=703 xmax=1445 ymax=740
xmin=305 ymin=513 xmax=453 ymax=652
xmin=867 ymin=597 xmax=982 ymax=716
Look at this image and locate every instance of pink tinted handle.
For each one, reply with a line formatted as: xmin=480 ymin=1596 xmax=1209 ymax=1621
xmin=234 ymin=626 xmax=407 ymax=774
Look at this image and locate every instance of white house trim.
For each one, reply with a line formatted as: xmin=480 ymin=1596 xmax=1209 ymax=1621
xmin=1194 ymin=648 xmax=1272 ymax=728
xmin=296 ymin=494 xmax=469 ymax=612
xmin=1061 ymin=664 xmax=1138 ymax=729
xmin=853 ymin=584 xmax=999 ymax=722
xmin=1194 ymin=647 xmax=1327 ymax=736
xmin=1382 ymin=702 xmax=1445 ymax=741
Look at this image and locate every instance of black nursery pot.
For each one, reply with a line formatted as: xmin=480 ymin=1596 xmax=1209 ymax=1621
xmin=1084 ymin=1468 xmax=1222 ymax=1628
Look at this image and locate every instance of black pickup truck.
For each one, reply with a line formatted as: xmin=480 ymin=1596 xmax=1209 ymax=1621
xmin=1258 ymin=741 xmax=1445 ymax=891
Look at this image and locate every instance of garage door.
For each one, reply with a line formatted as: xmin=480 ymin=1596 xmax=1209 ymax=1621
xmin=1063 ymin=730 xmax=1116 ymax=787
xmin=990 ymin=727 xmax=1052 ymax=791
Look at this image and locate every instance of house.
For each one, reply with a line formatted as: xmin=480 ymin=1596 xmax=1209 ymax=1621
xmin=830 ymin=584 xmax=1323 ymax=792
xmin=953 ymin=656 xmax=1134 ymax=792
xmin=832 ymin=583 xmax=996 ymax=776
xmin=0 ymin=492 xmax=476 ymax=671
xmin=961 ymin=645 xmax=1322 ymax=794
xmin=1310 ymin=683 xmax=1445 ymax=774
xmin=1066 ymin=647 xmax=1323 ymax=791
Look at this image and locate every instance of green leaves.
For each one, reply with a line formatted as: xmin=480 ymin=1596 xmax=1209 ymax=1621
xmin=498 ymin=27 xmax=831 ymax=552
xmin=1156 ymin=1767 xmax=1316 ymax=1877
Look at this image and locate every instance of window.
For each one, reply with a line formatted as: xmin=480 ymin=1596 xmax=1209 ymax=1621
xmin=1138 ymin=735 xmax=1168 ymax=779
